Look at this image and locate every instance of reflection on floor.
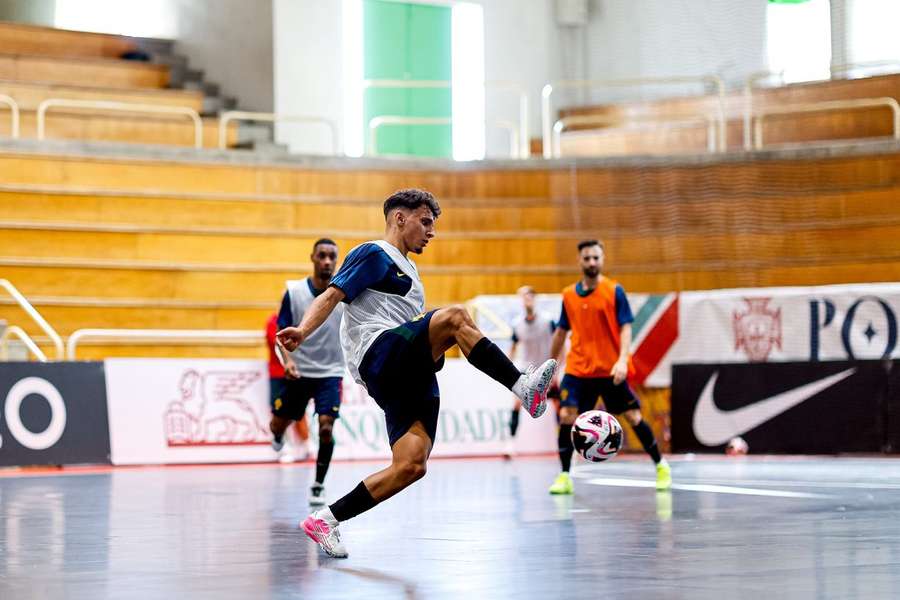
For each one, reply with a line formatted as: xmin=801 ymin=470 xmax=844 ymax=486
xmin=1 ymin=455 xmax=899 ymax=599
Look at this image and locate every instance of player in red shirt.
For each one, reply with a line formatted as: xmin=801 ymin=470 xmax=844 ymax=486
xmin=266 ymin=313 xmax=311 ymax=462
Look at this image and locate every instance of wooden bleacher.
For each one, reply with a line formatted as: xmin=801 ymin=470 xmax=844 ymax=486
xmin=0 ymin=21 xmax=137 ymax=59
xmin=558 ymin=73 xmax=900 ymax=156
xmin=0 ymin=21 xmax=241 ymax=148
xmin=2 ymin=145 xmax=900 ymax=359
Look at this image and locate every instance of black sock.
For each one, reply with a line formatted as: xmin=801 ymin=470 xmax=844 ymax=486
xmin=509 ymin=409 xmax=520 ymax=437
xmin=329 ymin=481 xmax=378 ymax=523
xmin=315 ymin=438 xmax=335 ymax=484
xmin=467 ymin=337 xmax=521 ymax=389
xmin=558 ymin=424 xmax=574 ymax=472
xmin=632 ymin=420 xmax=662 ymax=464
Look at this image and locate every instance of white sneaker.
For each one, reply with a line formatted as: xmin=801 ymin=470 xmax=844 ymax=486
xmin=502 ymin=439 xmax=515 ymax=460
xmin=278 ymin=452 xmax=295 ymax=464
xmin=301 ymin=510 xmax=348 ymax=558
xmin=514 ymin=359 xmax=557 ymax=419
xmin=309 ymin=483 xmax=327 ymax=506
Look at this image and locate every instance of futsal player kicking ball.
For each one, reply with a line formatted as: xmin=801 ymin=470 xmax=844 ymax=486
xmin=272 ymin=238 xmax=345 ymax=506
xmin=278 ymin=189 xmax=557 ymax=558
xmin=547 ymin=240 xmax=671 ymax=495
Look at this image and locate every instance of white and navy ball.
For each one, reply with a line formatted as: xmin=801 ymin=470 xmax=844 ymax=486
xmin=572 ymin=410 xmax=623 ymax=463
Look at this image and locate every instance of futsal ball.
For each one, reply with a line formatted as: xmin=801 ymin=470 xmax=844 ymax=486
xmin=726 ymin=436 xmax=749 ymax=456
xmin=572 ymin=410 xmax=623 ymax=462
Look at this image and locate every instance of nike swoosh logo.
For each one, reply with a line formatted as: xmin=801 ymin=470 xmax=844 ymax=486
xmin=692 ymin=367 xmax=857 ymax=446
xmin=396 ymin=271 xmax=406 ymax=278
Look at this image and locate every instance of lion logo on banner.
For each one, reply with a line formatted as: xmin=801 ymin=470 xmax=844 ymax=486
xmin=733 ymin=298 xmax=782 ymax=362
xmin=164 ymin=370 xmax=268 ymax=446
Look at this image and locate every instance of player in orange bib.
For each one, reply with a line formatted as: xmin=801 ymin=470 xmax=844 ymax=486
xmin=548 ymin=240 xmax=671 ymax=494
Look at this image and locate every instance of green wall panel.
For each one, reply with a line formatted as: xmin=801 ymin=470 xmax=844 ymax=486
xmin=364 ymin=0 xmax=452 ymax=158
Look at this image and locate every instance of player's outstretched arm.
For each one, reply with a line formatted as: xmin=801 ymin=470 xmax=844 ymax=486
xmin=277 ymin=286 xmax=346 ymax=351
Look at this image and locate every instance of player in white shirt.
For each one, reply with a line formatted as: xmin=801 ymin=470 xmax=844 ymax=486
xmin=272 ymin=238 xmax=345 ymax=506
xmin=506 ymin=286 xmax=556 ymax=454
xmin=277 ymin=189 xmax=557 ymax=558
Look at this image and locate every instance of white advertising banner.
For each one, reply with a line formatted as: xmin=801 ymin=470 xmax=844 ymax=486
xmin=105 ymin=358 xmax=557 ymax=465
xmin=647 ymin=282 xmax=900 ymax=387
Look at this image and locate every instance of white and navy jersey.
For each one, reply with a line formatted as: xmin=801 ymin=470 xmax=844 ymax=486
xmin=277 ymin=277 xmax=345 ymax=378
xmin=329 ymin=240 xmax=425 ymax=385
xmin=511 ymin=313 xmax=555 ymax=370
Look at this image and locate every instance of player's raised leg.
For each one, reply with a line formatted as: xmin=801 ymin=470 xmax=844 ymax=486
xmin=427 ymin=305 xmax=557 ymax=417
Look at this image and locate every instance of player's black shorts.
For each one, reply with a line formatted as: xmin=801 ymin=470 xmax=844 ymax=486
xmin=559 ymin=373 xmax=639 ymax=415
xmin=270 ymin=376 xmax=342 ymax=421
xmin=359 ymin=309 xmax=445 ymax=447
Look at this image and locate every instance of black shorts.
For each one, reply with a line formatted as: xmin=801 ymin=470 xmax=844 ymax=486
xmin=269 ymin=376 xmax=342 ymax=421
xmin=359 ymin=310 xmax=445 ymax=447
xmin=559 ymin=374 xmax=640 ymax=415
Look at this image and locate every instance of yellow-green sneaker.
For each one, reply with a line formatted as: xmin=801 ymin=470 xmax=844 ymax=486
xmin=656 ymin=460 xmax=672 ymax=491
xmin=549 ymin=472 xmax=574 ymax=495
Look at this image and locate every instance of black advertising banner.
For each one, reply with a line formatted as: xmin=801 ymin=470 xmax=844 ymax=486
xmin=887 ymin=361 xmax=900 ymax=453
xmin=672 ymin=361 xmax=894 ymax=454
xmin=0 ymin=362 xmax=111 ymax=466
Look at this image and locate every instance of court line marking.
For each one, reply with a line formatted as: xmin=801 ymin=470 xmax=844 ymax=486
xmin=585 ymin=477 xmax=833 ymax=499
xmin=571 ymin=467 xmax=900 ymax=490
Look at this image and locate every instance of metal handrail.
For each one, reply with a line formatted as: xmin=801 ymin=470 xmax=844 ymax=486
xmin=66 ymin=328 xmax=263 ymax=360
xmin=0 ymin=325 xmax=47 ymax=362
xmin=367 ymin=116 xmax=452 ymax=157
xmin=830 ymin=60 xmax=900 ymax=78
xmin=37 ymin=99 xmax=204 ymax=148
xmin=752 ymin=97 xmax=900 ymax=150
xmin=0 ymin=94 xmax=20 ymax=138
xmin=541 ymin=75 xmax=727 ymax=158
xmin=485 ymin=81 xmax=530 ymax=158
xmin=363 ymin=78 xmax=530 ymax=158
xmin=743 ymin=71 xmax=785 ymax=150
xmin=0 ymin=279 xmax=62 ymax=359
xmin=217 ymin=110 xmax=340 ymax=154
xmin=493 ymin=119 xmax=520 ymax=159
xmin=552 ymin=113 xmax=718 ymax=158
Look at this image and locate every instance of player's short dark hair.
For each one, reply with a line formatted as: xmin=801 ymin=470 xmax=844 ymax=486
xmin=577 ymin=239 xmax=604 ymax=252
xmin=312 ymin=238 xmax=337 ymax=252
xmin=383 ymin=188 xmax=441 ymax=220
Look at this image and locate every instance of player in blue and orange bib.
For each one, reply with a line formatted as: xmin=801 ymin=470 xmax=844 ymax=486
xmin=548 ymin=240 xmax=671 ymax=494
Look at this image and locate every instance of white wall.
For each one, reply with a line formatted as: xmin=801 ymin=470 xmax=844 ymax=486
xmin=54 ymin=0 xmax=273 ymax=111
xmin=567 ymin=0 xmax=768 ymax=105
xmin=272 ymin=0 xmax=560 ymax=157
xmin=0 ymin=0 xmax=56 ymax=25
xmin=477 ymin=0 xmax=559 ymax=158
xmin=272 ymin=0 xmax=345 ymax=155
xmin=169 ymin=0 xmax=274 ymax=112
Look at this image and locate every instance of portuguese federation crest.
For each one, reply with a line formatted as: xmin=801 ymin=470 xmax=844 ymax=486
xmin=733 ymin=298 xmax=782 ymax=362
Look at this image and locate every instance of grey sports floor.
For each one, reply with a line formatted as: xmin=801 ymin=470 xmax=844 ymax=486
xmin=1 ymin=455 xmax=898 ymax=599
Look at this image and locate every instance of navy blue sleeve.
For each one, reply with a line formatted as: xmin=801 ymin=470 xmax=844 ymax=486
xmin=615 ymin=285 xmax=634 ymax=326
xmin=557 ymin=302 xmax=570 ymax=330
xmin=549 ymin=319 xmax=557 ymax=333
xmin=511 ymin=330 xmax=519 ymax=343
xmin=330 ymin=243 xmax=392 ymax=303
xmin=277 ymin=291 xmax=293 ymax=329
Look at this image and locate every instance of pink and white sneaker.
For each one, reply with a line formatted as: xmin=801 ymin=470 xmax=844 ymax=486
xmin=301 ymin=510 xmax=348 ymax=558
xmin=514 ymin=359 xmax=557 ymax=419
